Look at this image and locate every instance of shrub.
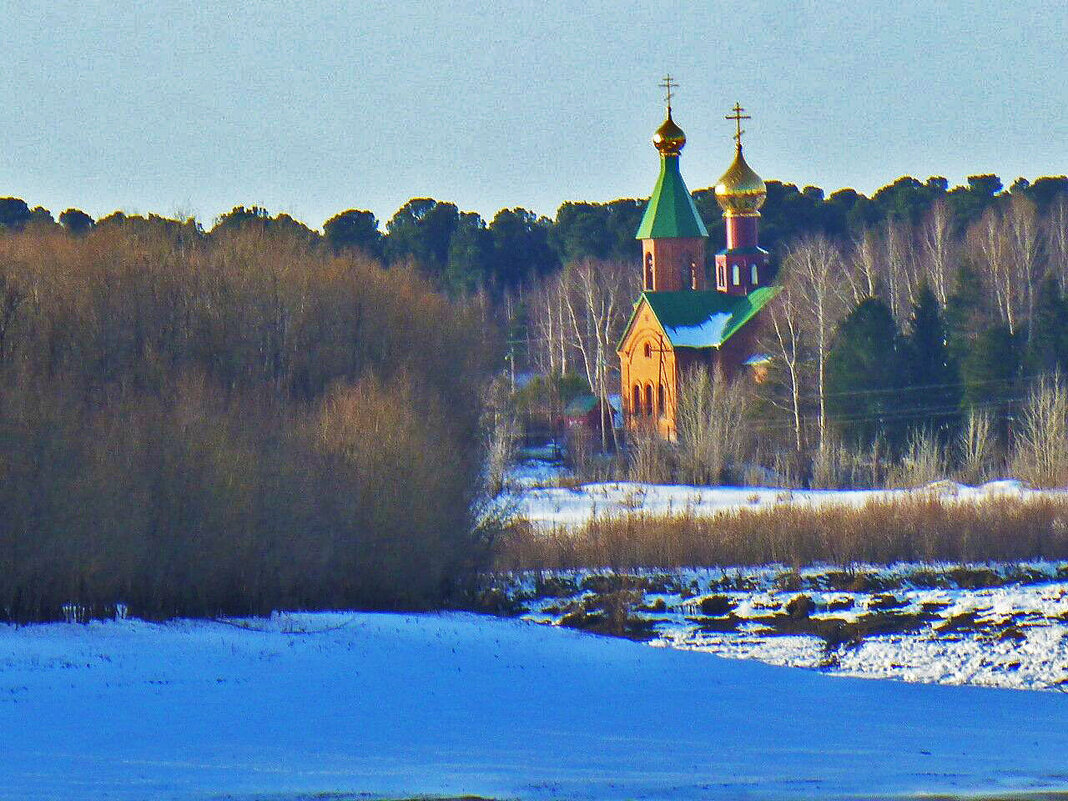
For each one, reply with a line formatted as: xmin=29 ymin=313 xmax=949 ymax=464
xmin=0 ymin=227 xmax=495 ymax=622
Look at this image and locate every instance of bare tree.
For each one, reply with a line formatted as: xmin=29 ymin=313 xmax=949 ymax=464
xmin=781 ymin=234 xmax=847 ymax=454
xmin=883 ymin=217 xmax=920 ymax=323
xmin=958 ymin=408 xmax=996 ymax=485
xmin=919 ymin=199 xmax=957 ymax=306
xmin=675 ymin=364 xmax=748 ymax=485
xmin=527 ymin=277 xmax=570 ymax=377
xmin=1011 ymin=375 xmax=1068 ymax=487
xmin=845 ymin=229 xmax=880 ymax=304
xmin=1004 ymin=194 xmax=1042 ymax=341
xmin=968 ymin=206 xmax=1017 ymax=335
xmin=760 ymin=285 xmax=807 ymax=454
xmin=560 ymin=259 xmax=636 ymax=451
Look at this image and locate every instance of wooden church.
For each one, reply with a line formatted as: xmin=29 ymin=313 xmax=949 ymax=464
xmin=618 ymin=89 xmax=779 ymax=439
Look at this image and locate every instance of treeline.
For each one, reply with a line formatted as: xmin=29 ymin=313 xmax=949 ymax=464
xmin=6 ymin=172 xmax=1066 ymax=299
xmin=751 ymin=184 xmax=1068 ymax=486
xmin=0 ymin=220 xmax=497 ymax=623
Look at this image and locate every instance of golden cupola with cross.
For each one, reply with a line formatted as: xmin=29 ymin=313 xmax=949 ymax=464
xmin=712 ymin=103 xmax=770 ymax=296
xmin=633 ymin=75 xmax=708 ymax=293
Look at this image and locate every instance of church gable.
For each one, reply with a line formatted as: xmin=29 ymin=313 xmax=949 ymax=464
xmin=618 ymin=296 xmax=679 ymax=438
xmin=618 ymin=296 xmax=667 ymax=356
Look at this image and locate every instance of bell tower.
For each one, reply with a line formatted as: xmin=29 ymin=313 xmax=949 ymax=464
xmin=713 ymin=103 xmax=769 ymax=296
xmin=634 ymin=76 xmax=708 ymax=292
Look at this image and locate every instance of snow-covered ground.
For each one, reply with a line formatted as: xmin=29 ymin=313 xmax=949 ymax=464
xmin=507 ymin=462 xmax=1065 ymax=529
xmin=508 ymin=564 xmax=1068 ymax=691
xmin=499 ymin=462 xmax=1068 ymax=693
xmin=2 ymin=611 xmax=1068 ymax=801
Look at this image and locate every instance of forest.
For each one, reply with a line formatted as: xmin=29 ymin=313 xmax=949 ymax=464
xmin=0 ymin=212 xmax=498 ymax=622
xmin=2 ymin=168 xmax=1068 ymax=620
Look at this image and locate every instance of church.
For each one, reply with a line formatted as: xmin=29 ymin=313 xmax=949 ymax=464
xmin=618 ymin=87 xmax=780 ymax=440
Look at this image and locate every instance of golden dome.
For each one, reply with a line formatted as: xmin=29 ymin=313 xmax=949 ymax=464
xmin=714 ymin=146 xmax=766 ymax=216
xmin=652 ymin=109 xmax=686 ymax=156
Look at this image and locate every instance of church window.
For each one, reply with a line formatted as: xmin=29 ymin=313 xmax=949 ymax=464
xmin=645 ymin=384 xmax=654 ymax=417
xmin=751 ymin=263 xmax=759 ymax=284
xmin=690 ymin=261 xmax=698 ymax=290
xmin=658 ymin=384 xmax=665 ymax=416
xmin=644 ymin=342 xmax=651 ymax=358
xmin=644 ymin=253 xmax=654 ymax=290
xmin=632 ymin=384 xmax=641 ymax=417
xmin=732 ymin=263 xmax=740 ymax=285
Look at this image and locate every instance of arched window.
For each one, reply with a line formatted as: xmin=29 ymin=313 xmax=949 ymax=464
xmin=658 ymin=384 xmax=665 ymax=416
xmin=751 ymin=263 xmax=759 ymax=284
xmin=644 ymin=341 xmax=652 ymax=358
xmin=690 ymin=261 xmax=698 ymax=290
xmin=632 ymin=384 xmax=641 ymax=417
xmin=645 ymin=384 xmax=654 ymax=417
xmin=732 ymin=263 xmax=741 ymax=285
xmin=644 ymin=253 xmax=654 ymax=290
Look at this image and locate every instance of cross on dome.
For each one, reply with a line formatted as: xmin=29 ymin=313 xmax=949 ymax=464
xmin=659 ymin=75 xmax=678 ymax=110
xmin=726 ymin=102 xmax=751 ymax=149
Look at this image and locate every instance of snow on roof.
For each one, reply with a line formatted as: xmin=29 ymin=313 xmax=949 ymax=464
xmin=664 ymin=311 xmax=732 ymax=347
xmin=620 ymin=286 xmax=781 ymax=350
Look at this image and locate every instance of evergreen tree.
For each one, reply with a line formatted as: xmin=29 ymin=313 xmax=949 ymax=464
xmin=1025 ymin=277 xmax=1068 ymax=377
xmin=826 ymin=297 xmax=905 ymax=448
xmin=488 ymin=208 xmax=558 ymax=288
xmin=945 ymin=262 xmax=989 ymax=369
xmin=903 ymin=284 xmax=960 ymax=433
xmin=0 ymin=197 xmax=32 ymax=231
xmin=444 ymin=212 xmax=494 ymax=295
xmin=323 ymin=209 xmax=383 ymax=260
xmin=384 ymin=198 xmax=460 ymax=276
xmin=960 ymin=325 xmax=1019 ymax=415
xmin=59 ymin=208 xmax=95 ymax=236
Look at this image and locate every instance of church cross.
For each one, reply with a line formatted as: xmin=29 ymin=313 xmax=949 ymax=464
xmin=726 ymin=102 xmax=751 ymax=148
xmin=659 ymin=75 xmax=679 ymax=110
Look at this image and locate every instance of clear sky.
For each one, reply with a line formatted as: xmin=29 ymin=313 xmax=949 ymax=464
xmin=1 ymin=1 xmax=1065 ymax=230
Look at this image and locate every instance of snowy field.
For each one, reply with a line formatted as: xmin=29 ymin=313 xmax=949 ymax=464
xmin=506 ymin=459 xmax=1067 ymax=529
xmin=2 ymin=611 xmax=1068 ymax=801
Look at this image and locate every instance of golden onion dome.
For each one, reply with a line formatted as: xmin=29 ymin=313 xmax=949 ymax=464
xmin=714 ymin=145 xmax=767 ymax=216
xmin=652 ymin=109 xmax=686 ymax=156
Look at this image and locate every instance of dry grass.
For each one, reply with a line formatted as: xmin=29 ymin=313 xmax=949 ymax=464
xmin=495 ymin=495 xmax=1068 ymax=571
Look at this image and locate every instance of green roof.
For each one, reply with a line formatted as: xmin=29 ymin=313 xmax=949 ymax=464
xmin=635 ymin=155 xmax=708 ymax=240
xmin=619 ymin=286 xmax=781 ymax=350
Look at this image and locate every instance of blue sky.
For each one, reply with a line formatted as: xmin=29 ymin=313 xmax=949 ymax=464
xmin=1 ymin=1 xmax=1065 ymax=229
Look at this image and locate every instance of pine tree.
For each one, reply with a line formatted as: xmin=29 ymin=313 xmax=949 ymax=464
xmin=826 ymin=297 xmax=905 ymax=448
xmin=960 ymin=326 xmax=1019 ymax=416
xmin=903 ymin=284 xmax=960 ymax=433
xmin=1025 ymin=277 xmax=1068 ymax=376
xmin=944 ymin=262 xmax=989 ymax=369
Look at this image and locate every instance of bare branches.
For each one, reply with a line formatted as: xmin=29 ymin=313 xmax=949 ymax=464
xmin=781 ymin=234 xmax=848 ymax=454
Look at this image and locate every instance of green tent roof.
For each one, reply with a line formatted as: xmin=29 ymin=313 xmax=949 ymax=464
xmin=620 ymin=286 xmax=781 ymax=350
xmin=635 ymin=155 xmax=708 ymax=240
